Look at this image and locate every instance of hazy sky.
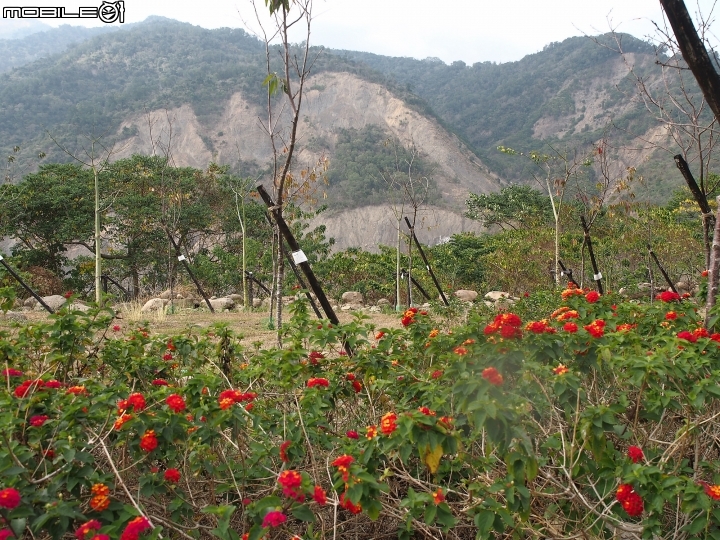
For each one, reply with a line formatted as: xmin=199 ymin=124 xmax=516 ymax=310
xmin=1 ymin=0 xmax=718 ymax=64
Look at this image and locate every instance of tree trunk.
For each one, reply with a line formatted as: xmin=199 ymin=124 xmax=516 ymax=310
xmin=94 ymin=165 xmax=101 ymax=304
xmin=660 ymin=0 xmax=720 ymax=123
xmin=705 ymin=196 xmax=720 ymax=327
xmin=275 ymin=235 xmax=285 ymax=347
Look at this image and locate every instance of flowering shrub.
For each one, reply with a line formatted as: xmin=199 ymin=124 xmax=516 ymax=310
xmin=1 ymin=286 xmax=720 ymax=538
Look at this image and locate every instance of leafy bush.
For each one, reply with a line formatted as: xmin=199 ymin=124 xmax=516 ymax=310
xmin=2 ymin=285 xmax=720 ymax=539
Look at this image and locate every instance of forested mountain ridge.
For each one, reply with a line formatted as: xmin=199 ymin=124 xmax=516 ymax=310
xmin=0 ymin=17 xmax=694 ymax=214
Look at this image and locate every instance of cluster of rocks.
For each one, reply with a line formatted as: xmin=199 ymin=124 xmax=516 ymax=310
xmin=2 ymin=294 xmax=92 ymax=322
xmin=451 ymin=290 xmax=517 ymax=310
xmin=618 ymin=280 xmax=698 ymax=298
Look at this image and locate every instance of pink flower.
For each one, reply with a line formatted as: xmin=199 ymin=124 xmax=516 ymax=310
xmin=0 ymin=488 xmax=21 ymax=509
xmin=262 ymin=510 xmax=287 ymax=528
xmin=0 ymin=530 xmax=14 ymax=540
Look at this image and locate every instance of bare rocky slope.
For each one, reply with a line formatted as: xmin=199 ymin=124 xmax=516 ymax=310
xmin=113 ymin=71 xmax=500 ymax=249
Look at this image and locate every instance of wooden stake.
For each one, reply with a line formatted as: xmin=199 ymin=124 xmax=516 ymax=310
xmin=580 ymin=216 xmax=604 ymax=294
xmin=0 ymin=256 xmax=54 ymax=313
xmin=164 ymin=229 xmax=215 ymax=313
xmin=403 ymin=217 xmax=449 ymax=306
xmin=705 ymin=196 xmax=720 ymax=328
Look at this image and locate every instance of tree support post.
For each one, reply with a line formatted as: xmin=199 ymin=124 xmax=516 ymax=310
xmin=674 ymin=154 xmax=714 ymax=268
xmin=580 ymin=216 xmax=604 ymax=294
xmin=647 ymin=245 xmax=678 ymax=294
xmin=404 ymin=217 xmax=449 ymax=306
xmin=163 ymin=229 xmax=215 ymax=313
xmin=557 ymin=260 xmax=580 ymax=288
xmin=0 ymin=255 xmax=54 ymax=313
xmin=256 ymin=184 xmax=352 ymax=356
xmin=705 ymin=196 xmax=720 ymax=328
xmin=400 ymin=268 xmax=431 ymax=301
xmin=283 ymin=242 xmax=323 ymax=319
xmin=245 ymin=271 xmax=271 ymax=296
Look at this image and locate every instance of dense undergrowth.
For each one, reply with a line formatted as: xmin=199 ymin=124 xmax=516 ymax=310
xmin=1 ymin=283 xmax=720 ymax=539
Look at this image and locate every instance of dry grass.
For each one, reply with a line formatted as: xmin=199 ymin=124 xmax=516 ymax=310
xmin=5 ymin=304 xmax=406 ymax=348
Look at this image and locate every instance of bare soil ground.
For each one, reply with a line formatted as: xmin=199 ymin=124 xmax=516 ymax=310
xmin=4 ymin=304 xmax=405 ymax=348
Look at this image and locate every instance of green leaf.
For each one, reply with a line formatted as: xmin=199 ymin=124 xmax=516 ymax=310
xmin=424 ymin=504 xmax=437 ymax=525
xmin=291 ymin=504 xmax=316 ymax=523
xmin=474 ymin=510 xmax=495 ymax=536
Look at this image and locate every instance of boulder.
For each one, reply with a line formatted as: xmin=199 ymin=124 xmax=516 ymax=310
xmin=637 ymin=283 xmax=652 ymax=291
xmin=368 ymin=306 xmax=381 ymax=313
xmin=455 ymin=290 xmax=478 ymax=302
xmin=484 ymin=291 xmax=510 ymax=302
xmin=140 ymin=298 xmax=165 ymax=313
xmin=23 ymin=297 xmax=38 ymax=308
xmin=68 ymin=302 xmax=91 ymax=313
xmin=341 ymin=291 xmax=364 ymax=305
xmin=495 ymin=297 xmax=516 ymax=311
xmin=376 ymin=298 xmax=390 ymax=307
xmin=1 ymin=311 xmax=27 ymax=323
xmin=159 ymin=289 xmax=172 ymax=299
xmin=229 ymin=294 xmax=244 ymax=304
xmin=252 ymin=298 xmax=262 ymax=308
xmin=341 ymin=303 xmax=364 ymax=311
xmin=35 ymin=295 xmax=67 ymax=312
xmin=210 ymin=297 xmax=235 ymax=311
xmin=172 ymin=298 xmax=200 ymax=309
xmin=675 ymin=281 xmax=691 ymax=294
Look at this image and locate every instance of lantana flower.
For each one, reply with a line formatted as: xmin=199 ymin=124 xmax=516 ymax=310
xmin=481 ymin=367 xmax=503 ymax=386
xmin=380 ymin=412 xmax=398 ymax=435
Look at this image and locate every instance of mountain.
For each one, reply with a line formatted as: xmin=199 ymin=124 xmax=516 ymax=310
xmin=0 ymin=24 xmax=118 ymax=73
xmin=0 ymin=18 xmax=702 ymax=248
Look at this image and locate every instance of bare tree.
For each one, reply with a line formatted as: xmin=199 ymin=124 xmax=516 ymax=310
xmin=251 ymin=0 xmax=322 ymax=342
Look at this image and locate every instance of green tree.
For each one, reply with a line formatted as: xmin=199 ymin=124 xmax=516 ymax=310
xmin=465 ymin=184 xmax=553 ymax=231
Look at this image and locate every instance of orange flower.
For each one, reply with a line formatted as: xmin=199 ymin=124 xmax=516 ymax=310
xmin=89 ymin=484 xmax=110 ymax=512
xmin=557 ymin=310 xmax=579 ymax=321
xmin=561 ymin=288 xmax=584 ymax=299
xmin=552 ymin=364 xmax=569 ymax=375
xmin=615 ymin=323 xmax=636 ymax=332
xmin=366 ymin=425 xmax=378 ymax=439
xmin=380 ymin=412 xmax=398 ymax=435
xmin=432 ymin=488 xmax=445 ymax=504
xmin=665 ymin=311 xmax=678 ymax=320
xmin=453 ymin=346 xmax=468 ymax=355
xmin=114 ymin=414 xmax=132 ymax=431
xmin=332 ymin=454 xmax=354 ymax=483
xmin=339 ymin=491 xmax=362 ymax=514
xmin=462 ymin=338 xmax=475 ymax=345
xmin=551 ymin=306 xmax=570 ymax=319
xmin=418 ymin=406 xmax=436 ymax=416
xmin=429 ymin=329 xmax=439 ymax=339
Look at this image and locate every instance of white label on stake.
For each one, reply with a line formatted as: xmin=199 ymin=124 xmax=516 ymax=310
xmin=177 ymin=255 xmax=186 ymax=262
xmin=594 ymin=272 xmax=602 ymax=280
xmin=292 ymin=250 xmax=308 ymax=264
xmin=560 ymin=271 xmax=565 ymax=276
xmin=0 ymin=255 xmax=3 ymax=261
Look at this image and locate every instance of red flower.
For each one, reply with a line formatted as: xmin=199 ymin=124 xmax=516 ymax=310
xmin=279 ymin=440 xmax=291 ymax=462
xmin=262 ymin=510 xmax=287 ymax=528
xmin=119 ymin=517 xmax=151 ymax=540
xmin=351 ymin=380 xmax=362 ymax=393
xmin=380 ymin=412 xmax=398 ymax=435
xmin=278 ymin=470 xmax=303 ymax=500
xmin=563 ymin=322 xmax=578 ymax=333
xmin=585 ymin=291 xmax=600 ymax=303
xmin=307 ymin=378 xmax=329 ymax=388
xmin=346 ymin=430 xmax=359 ymax=439
xmin=499 ymin=324 xmax=522 ymax=339
xmin=0 ymin=530 xmax=14 ymax=540
xmin=418 ymin=406 xmax=436 ymax=416
xmin=621 ymin=492 xmax=643 ymax=516
xmin=481 ymin=367 xmax=503 ymax=386
xmin=125 ymin=393 xmax=146 ymax=412
xmin=89 ymin=535 xmax=109 ymax=540
xmin=162 ymin=353 xmax=173 ymax=361
xmin=627 ymin=446 xmax=644 ymax=463
xmin=584 ymin=319 xmax=605 ymax=338
xmin=665 ymin=311 xmax=677 ymax=320
xmin=375 ymin=331 xmax=385 ymax=340
xmin=431 ymin=369 xmax=443 ymax=379
xmin=64 ymin=291 xmax=73 ymax=299
xmin=164 ymin=468 xmax=180 ymax=483
xmin=313 ymin=485 xmax=327 ymax=505
xmin=29 ymin=415 xmax=49 ymax=427
xmin=339 ymin=492 xmax=362 ymax=514
xmin=677 ymin=330 xmax=697 ymax=343
xmin=332 ymin=454 xmax=354 ymax=468
xmin=308 ymin=351 xmax=325 ymax=365
xmin=525 ymin=320 xmax=555 ymax=334
xmin=75 ymin=520 xmax=102 ymax=540
xmin=432 ymin=488 xmax=445 ymax=505
xmin=656 ymin=290 xmax=680 ymax=302
xmin=453 ymin=346 xmax=468 ymax=355
xmin=366 ymin=425 xmax=378 ymax=439
xmin=139 ymin=430 xmax=158 ymax=453
xmin=67 ymin=385 xmax=86 ymax=395
xmin=694 ymin=327 xmax=710 ymax=339
xmin=166 ymin=341 xmax=176 ymax=351
xmin=345 ymin=373 xmax=355 ymax=381
xmin=112 ymin=325 xmax=121 ymax=332
xmin=165 ymin=394 xmax=186 ymax=413
xmin=152 ymin=379 xmax=168 ymax=386
xmin=2 ymin=368 xmax=22 ymax=378
xmin=0 ymin=488 xmax=21 ymax=509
